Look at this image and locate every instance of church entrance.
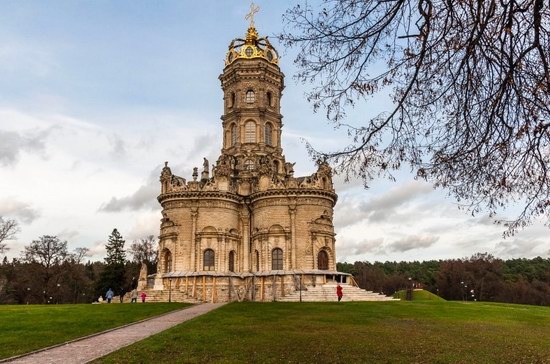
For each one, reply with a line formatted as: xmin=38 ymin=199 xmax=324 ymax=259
xmin=317 ymin=250 xmax=329 ymax=270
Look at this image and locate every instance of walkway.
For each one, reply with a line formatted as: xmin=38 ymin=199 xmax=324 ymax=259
xmin=3 ymin=303 xmax=225 ymax=364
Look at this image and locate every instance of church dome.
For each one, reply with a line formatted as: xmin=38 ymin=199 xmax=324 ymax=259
xmin=225 ymin=26 xmax=279 ymax=66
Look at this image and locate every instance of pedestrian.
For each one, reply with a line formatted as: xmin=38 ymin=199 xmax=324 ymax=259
xmin=119 ymin=288 xmax=125 ymax=303
xmin=336 ymin=284 xmax=343 ymax=302
xmin=131 ymin=289 xmax=138 ymax=303
xmin=105 ymin=288 xmax=114 ymax=304
xmin=140 ymin=291 xmax=147 ymax=303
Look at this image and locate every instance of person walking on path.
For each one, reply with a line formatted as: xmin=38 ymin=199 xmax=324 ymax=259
xmin=336 ymin=284 xmax=343 ymax=302
xmin=105 ymin=288 xmax=114 ymax=304
xmin=140 ymin=291 xmax=147 ymax=303
xmin=130 ymin=289 xmax=138 ymax=303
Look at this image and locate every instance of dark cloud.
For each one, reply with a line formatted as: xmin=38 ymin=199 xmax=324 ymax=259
xmin=0 ymin=197 xmax=40 ymax=223
xmin=99 ymin=184 xmax=159 ymax=212
xmin=0 ymin=129 xmax=50 ymax=166
xmin=99 ymin=166 xmax=163 ymax=212
xmin=387 ymin=235 xmax=439 ymax=252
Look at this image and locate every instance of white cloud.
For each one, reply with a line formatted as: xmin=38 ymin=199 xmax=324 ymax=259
xmin=0 ymin=129 xmax=51 ymax=167
xmin=387 ymin=234 xmax=440 ymax=252
xmin=0 ymin=197 xmax=40 ymax=224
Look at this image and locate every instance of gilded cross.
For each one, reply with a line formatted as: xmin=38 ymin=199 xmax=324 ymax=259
xmin=245 ymin=2 xmax=260 ymax=27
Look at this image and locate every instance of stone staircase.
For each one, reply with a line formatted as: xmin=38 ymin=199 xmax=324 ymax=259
xmin=277 ymin=283 xmax=398 ymax=302
xmin=139 ymin=289 xmax=202 ymax=304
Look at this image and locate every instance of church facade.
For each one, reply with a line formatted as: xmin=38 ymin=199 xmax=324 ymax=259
xmin=146 ymin=23 xmax=352 ymax=302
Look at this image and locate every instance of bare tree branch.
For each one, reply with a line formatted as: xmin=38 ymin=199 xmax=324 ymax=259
xmin=280 ymin=0 xmax=550 ymax=235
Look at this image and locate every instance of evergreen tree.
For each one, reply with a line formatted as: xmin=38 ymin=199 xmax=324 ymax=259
xmin=96 ymin=229 xmax=127 ymax=299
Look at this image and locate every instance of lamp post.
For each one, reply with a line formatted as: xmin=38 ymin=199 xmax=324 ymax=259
xmin=406 ymin=277 xmax=413 ymax=301
xmin=26 ymin=287 xmax=31 ymax=305
xmin=168 ymin=278 xmax=172 ymax=303
xmin=56 ymin=283 xmax=61 ymax=304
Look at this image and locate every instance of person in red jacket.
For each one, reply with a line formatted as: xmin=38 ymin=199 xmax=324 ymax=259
xmin=140 ymin=291 xmax=147 ymax=303
xmin=336 ymin=284 xmax=343 ymax=302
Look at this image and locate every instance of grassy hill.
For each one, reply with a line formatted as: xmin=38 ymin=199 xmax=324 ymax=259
xmin=393 ymin=289 xmax=446 ymax=301
xmin=96 ymin=300 xmax=550 ymax=363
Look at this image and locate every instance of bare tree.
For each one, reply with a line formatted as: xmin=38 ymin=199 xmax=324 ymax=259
xmin=129 ymin=235 xmax=158 ymax=270
xmin=280 ymin=0 xmax=550 ymax=234
xmin=0 ymin=217 xmax=19 ymax=254
xmin=23 ymin=235 xmax=68 ymax=269
xmin=72 ymin=247 xmax=91 ymax=264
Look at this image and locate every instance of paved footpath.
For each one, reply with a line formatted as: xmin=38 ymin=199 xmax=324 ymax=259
xmin=3 ymin=303 xmax=225 ymax=364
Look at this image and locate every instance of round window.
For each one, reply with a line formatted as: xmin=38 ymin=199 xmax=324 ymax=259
xmin=266 ymin=50 xmax=273 ymax=61
xmin=245 ymin=47 xmax=253 ymax=57
xmin=228 ymin=52 xmax=234 ymax=62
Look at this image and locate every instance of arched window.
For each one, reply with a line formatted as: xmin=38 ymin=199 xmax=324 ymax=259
xmin=231 ymin=92 xmax=236 ymax=107
xmin=231 ymin=124 xmax=237 ymax=146
xmin=228 ymin=251 xmax=235 ymax=272
xmin=318 ymin=250 xmax=329 ymax=270
xmin=255 ymin=250 xmax=260 ymax=272
xmin=272 ymin=248 xmax=283 ymax=270
xmin=203 ymin=249 xmax=215 ymax=271
xmin=265 ymin=123 xmax=273 ymax=146
xmin=245 ymin=90 xmax=255 ymax=103
xmin=245 ymin=121 xmax=256 ymax=143
xmin=163 ymin=250 xmax=172 ymax=273
xmin=266 ymin=91 xmax=272 ymax=107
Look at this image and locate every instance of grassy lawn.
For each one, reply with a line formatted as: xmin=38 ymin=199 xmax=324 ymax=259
xmin=0 ymin=303 xmax=189 ymax=359
xmin=96 ymin=301 xmax=550 ymax=363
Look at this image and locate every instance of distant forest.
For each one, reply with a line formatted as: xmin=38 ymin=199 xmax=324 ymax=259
xmin=338 ymin=253 xmax=550 ymax=306
xmin=1 ymin=241 xmax=549 ymax=306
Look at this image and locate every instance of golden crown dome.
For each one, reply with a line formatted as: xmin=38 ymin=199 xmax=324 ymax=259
xmin=225 ymin=3 xmax=279 ymax=66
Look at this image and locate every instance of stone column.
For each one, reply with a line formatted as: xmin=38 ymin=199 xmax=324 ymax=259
xmin=191 ymin=208 xmax=198 ymax=271
xmin=241 ymin=209 xmax=250 ymax=272
xmin=289 ymin=203 xmax=297 ymax=269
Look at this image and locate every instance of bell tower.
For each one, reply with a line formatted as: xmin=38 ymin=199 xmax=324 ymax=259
xmin=218 ymin=19 xmax=285 ymax=180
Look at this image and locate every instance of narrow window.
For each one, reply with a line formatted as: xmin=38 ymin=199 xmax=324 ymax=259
xmin=245 ymin=121 xmax=256 ymax=143
xmin=245 ymin=90 xmax=255 ymax=104
xmin=266 ymin=91 xmax=272 ymax=107
xmin=203 ymin=249 xmax=215 ymax=271
xmin=272 ymin=248 xmax=283 ymax=270
xmin=265 ymin=123 xmax=273 ymax=146
xmin=228 ymin=251 xmax=235 ymax=272
xmin=231 ymin=124 xmax=237 ymax=146
xmin=231 ymin=92 xmax=236 ymax=107
xmin=164 ymin=250 xmax=172 ymax=273
xmin=255 ymin=250 xmax=260 ymax=272
xmin=318 ymin=250 xmax=329 ymax=270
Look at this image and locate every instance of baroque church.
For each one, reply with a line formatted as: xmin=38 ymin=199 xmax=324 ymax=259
xmin=141 ymin=13 xmax=393 ymax=303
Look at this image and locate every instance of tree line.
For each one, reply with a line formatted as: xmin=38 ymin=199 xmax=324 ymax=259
xmin=338 ymin=253 xmax=550 ymax=306
xmin=0 ymin=228 xmax=158 ymax=304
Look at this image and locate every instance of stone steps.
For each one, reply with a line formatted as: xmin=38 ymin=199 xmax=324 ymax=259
xmin=139 ymin=290 xmax=202 ymax=304
xmin=277 ymin=283 xmax=398 ymax=302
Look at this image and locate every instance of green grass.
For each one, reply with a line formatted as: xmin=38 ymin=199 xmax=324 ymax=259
xmin=0 ymin=303 xmax=189 ymax=359
xmin=393 ymin=289 xmax=446 ymax=301
xmin=96 ymin=301 xmax=550 ymax=363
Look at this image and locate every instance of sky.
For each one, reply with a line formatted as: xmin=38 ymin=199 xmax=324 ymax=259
xmin=1 ymin=1 xmax=548 ymax=263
